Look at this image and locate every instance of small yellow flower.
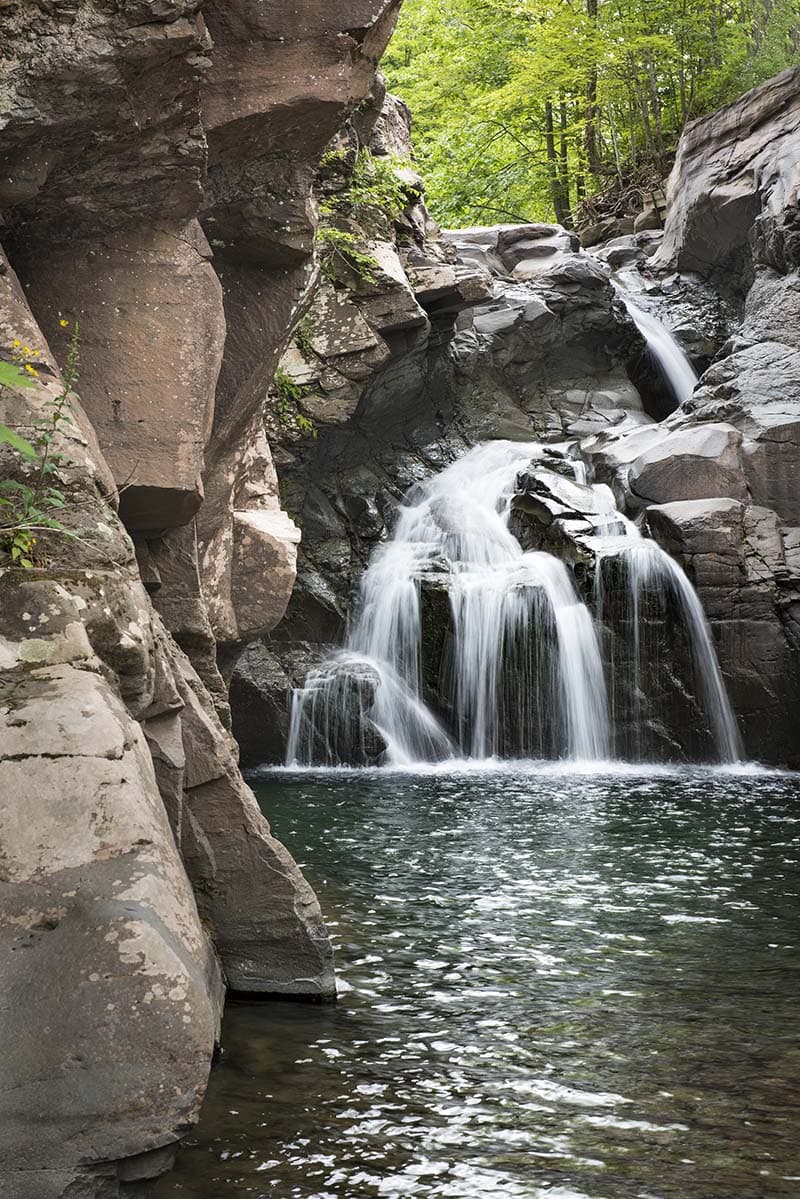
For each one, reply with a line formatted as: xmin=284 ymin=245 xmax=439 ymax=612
xmin=22 ymin=345 xmax=30 ymax=356
xmin=59 ymin=319 xmax=69 ymax=328
xmin=12 ymin=339 xmax=20 ymax=348
xmin=24 ymin=364 xmax=38 ymax=377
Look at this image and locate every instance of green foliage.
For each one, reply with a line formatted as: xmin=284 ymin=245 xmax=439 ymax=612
xmin=272 ymin=370 xmax=318 ymax=440
xmin=274 ymin=367 xmax=305 ymax=404
xmin=0 ymin=323 xmax=81 ymax=568
xmin=0 ymin=360 xmax=36 ymax=396
xmin=294 ymin=315 xmax=316 ymax=358
xmin=315 ymin=147 xmax=417 ymax=285
xmin=317 ymin=225 xmax=380 ymax=285
xmin=320 ymin=147 xmax=349 ymax=169
xmin=321 ymin=148 xmax=415 ymax=234
xmin=294 ymin=411 xmax=317 ymax=438
xmin=0 ymin=421 xmax=38 ymax=461
xmin=382 ymin=0 xmax=800 ymax=227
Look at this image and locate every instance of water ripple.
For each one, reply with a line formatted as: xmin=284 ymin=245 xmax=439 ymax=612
xmin=156 ymin=768 xmax=800 ymax=1199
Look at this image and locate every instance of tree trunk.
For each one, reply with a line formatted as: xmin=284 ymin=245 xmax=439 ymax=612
xmin=545 ymin=100 xmax=572 ymax=226
xmin=584 ymin=0 xmax=601 ymax=174
xmin=607 ymin=105 xmax=624 ymax=184
xmin=647 ymin=58 xmax=666 ymax=167
xmin=558 ymin=100 xmax=575 ymax=227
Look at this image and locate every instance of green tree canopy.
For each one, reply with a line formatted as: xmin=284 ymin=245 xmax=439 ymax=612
xmin=383 ymin=0 xmax=800 ymax=226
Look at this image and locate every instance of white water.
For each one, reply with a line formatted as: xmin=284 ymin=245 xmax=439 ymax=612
xmin=592 ymin=523 xmax=743 ymax=765
xmin=623 ymin=297 xmax=699 ymax=406
xmin=287 ymin=440 xmax=741 ymax=768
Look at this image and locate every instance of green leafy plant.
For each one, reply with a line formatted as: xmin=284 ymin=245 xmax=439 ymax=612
xmin=320 ymin=148 xmax=414 ymax=234
xmin=270 ymin=370 xmax=318 ymax=440
xmin=317 ymin=225 xmax=380 ymax=285
xmin=294 ymin=412 xmax=317 ymax=437
xmin=0 ymin=322 xmax=80 ymax=568
xmin=382 ymin=0 xmax=800 ymax=228
xmin=320 ymin=146 xmax=349 ymax=170
xmin=294 ymin=315 xmax=316 ymax=358
xmin=274 ymin=367 xmax=305 ymax=404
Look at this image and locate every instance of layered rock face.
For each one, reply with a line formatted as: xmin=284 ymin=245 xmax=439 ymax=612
xmin=585 ymin=67 xmax=800 ymax=763
xmin=0 ymin=255 xmax=221 ymax=1197
xmin=0 ymin=2 xmax=401 ymax=1193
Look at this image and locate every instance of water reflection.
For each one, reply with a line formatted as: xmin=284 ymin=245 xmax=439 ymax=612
xmin=156 ymin=768 xmax=800 ymax=1198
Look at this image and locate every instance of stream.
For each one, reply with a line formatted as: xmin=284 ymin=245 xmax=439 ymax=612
xmin=156 ymin=765 xmax=800 ymax=1199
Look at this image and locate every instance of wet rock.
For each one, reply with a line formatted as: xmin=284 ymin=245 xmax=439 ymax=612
xmin=510 ymin=463 xmax=624 ymax=561
xmin=643 ymin=497 xmax=800 ymax=762
xmin=628 ymin=423 xmax=748 ymax=506
xmin=284 ymin=652 xmax=388 ymax=767
xmin=592 ymin=230 xmax=663 ymax=270
xmin=419 ymin=574 xmax=454 ymax=713
xmin=181 ymin=763 xmax=335 ymax=994
xmin=230 ymin=641 xmax=296 ymax=767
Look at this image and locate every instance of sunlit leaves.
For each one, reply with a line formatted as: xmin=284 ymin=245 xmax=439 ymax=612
xmin=383 ymin=0 xmax=800 ymax=225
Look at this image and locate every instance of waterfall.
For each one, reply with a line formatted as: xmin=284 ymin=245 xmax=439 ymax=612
xmin=592 ymin=524 xmax=743 ymax=765
xmin=622 ymin=296 xmax=699 ymax=407
xmin=286 ymin=440 xmax=741 ymax=768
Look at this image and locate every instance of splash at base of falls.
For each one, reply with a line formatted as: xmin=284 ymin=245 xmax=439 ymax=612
xmin=286 ymin=440 xmax=742 ymax=769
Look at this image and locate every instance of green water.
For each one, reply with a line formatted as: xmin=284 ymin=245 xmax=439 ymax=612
xmin=156 ymin=766 xmax=800 ymax=1198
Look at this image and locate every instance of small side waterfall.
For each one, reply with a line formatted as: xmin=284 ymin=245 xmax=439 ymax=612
xmin=287 ymin=440 xmax=742 ymax=768
xmin=592 ymin=529 xmax=743 ymax=765
xmin=622 ymin=296 xmax=699 ymax=407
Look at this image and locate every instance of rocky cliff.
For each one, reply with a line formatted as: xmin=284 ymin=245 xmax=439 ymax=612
xmin=589 ymin=65 xmax=800 ymax=764
xmin=235 ymin=66 xmax=800 ymax=769
xmin=0 ymin=3 xmax=400 ymax=1195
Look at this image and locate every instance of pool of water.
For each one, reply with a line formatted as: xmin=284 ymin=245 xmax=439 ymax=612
xmin=156 ymin=765 xmax=800 ymax=1198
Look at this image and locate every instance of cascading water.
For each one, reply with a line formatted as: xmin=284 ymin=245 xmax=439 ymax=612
xmin=621 ymin=294 xmax=699 ymax=407
xmin=286 ymin=440 xmax=741 ymax=768
xmin=591 ymin=525 xmax=743 ymax=765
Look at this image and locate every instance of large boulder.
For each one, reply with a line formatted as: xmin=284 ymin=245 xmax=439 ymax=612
xmin=627 ymin=422 xmax=748 ymax=506
xmin=0 ymin=668 xmax=222 ymax=1195
xmin=655 ymin=66 xmax=800 ymax=278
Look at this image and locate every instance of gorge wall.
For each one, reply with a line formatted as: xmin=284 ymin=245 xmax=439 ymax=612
xmin=0 ymin=3 xmax=400 ymax=1195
